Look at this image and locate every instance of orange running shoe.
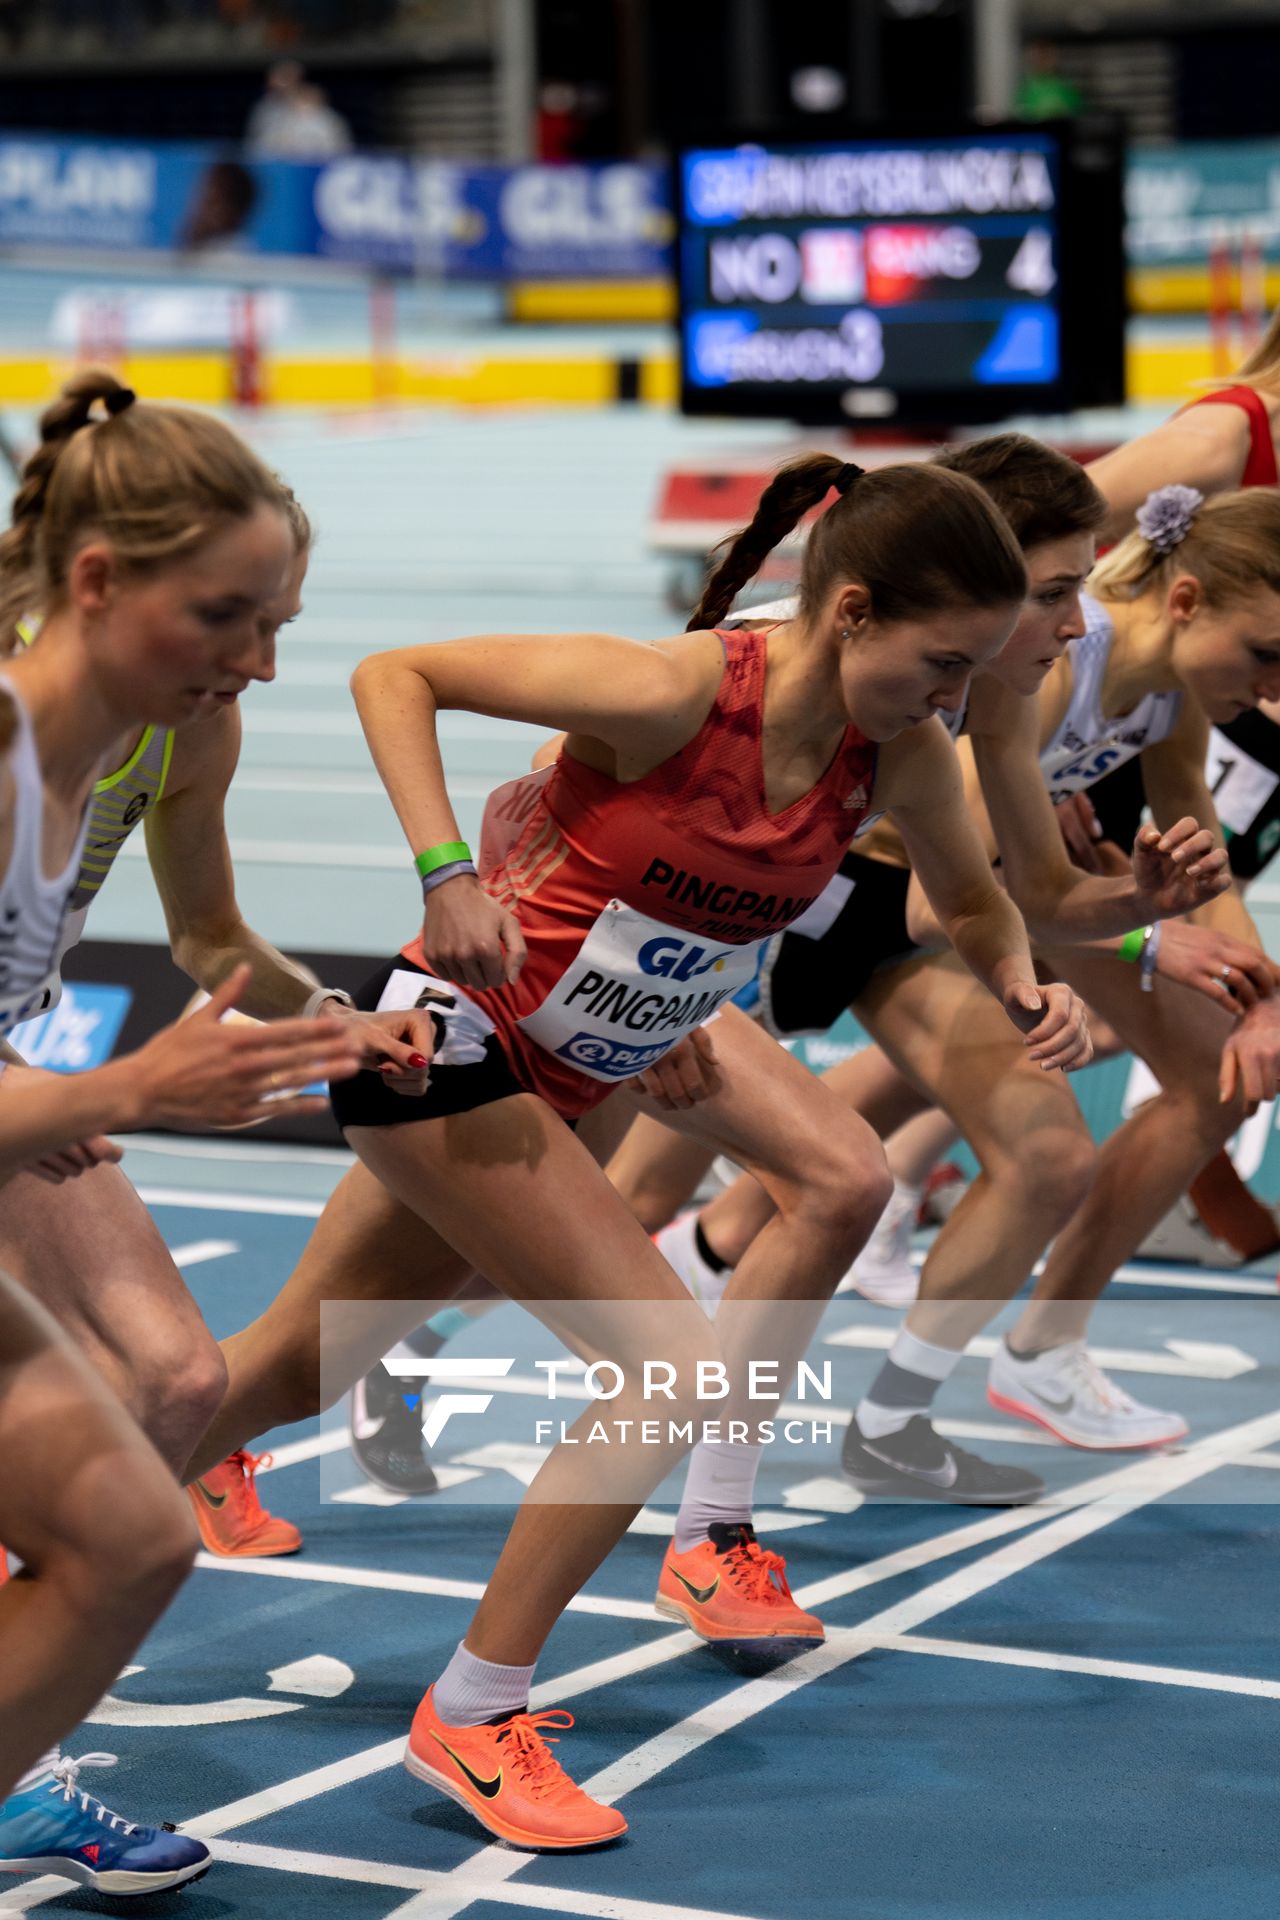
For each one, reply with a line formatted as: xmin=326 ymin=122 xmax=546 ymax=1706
xmin=655 ymin=1521 xmax=824 ymax=1648
xmin=187 ymin=1450 xmax=302 ymax=1558
xmin=405 ymin=1687 xmax=626 ymax=1851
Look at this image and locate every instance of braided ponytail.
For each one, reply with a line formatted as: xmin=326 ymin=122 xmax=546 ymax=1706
xmin=690 ymin=451 xmax=1026 ymax=637
xmin=688 ymin=454 xmax=850 ymax=632
xmin=0 ymin=369 xmax=296 ymax=656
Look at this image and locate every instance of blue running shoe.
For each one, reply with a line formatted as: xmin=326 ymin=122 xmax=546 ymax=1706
xmin=0 ymin=1752 xmax=210 ymax=1896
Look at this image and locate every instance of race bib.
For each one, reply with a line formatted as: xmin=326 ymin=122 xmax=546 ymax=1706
xmin=1206 ymin=729 xmax=1280 ymax=838
xmin=518 ymin=899 xmax=762 ymax=1082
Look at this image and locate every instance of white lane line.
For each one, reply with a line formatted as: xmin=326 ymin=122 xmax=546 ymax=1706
xmin=191 ymin=1552 xmax=656 ymax=1622
xmin=826 ymin=1325 xmax=1259 ymax=1380
xmin=256 ymin=1428 xmax=350 ymax=1471
xmin=178 ymin=1634 xmax=705 ymax=1846
xmin=1111 ymin=1266 xmax=1277 ymax=1298
xmin=13 ymin=1417 xmax=1262 ymax=1914
xmin=413 ymin=1406 xmax=1280 ymax=1920
xmin=211 ymin=1839 xmax=767 ymax=1920
xmin=171 ymin=1239 xmax=239 ymax=1268
xmin=119 ymin=832 xmax=404 ymax=867
xmin=136 ymin=1186 xmax=327 ymax=1218
xmin=865 ymin=1632 xmax=1280 ymax=1701
xmin=124 ymin=1132 xmax=355 ymax=1167
xmin=835 ymin=1407 xmax=1280 ymax=1642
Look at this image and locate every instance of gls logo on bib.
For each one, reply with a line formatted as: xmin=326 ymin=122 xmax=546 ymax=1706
xmin=519 ymin=899 xmax=762 ymax=1082
xmin=637 ymin=934 xmax=728 ymax=983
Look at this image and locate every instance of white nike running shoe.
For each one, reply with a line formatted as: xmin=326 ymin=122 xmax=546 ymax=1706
xmin=839 ymin=1179 xmax=921 ymax=1307
xmin=653 ymin=1212 xmax=732 ymax=1316
xmin=987 ymin=1338 xmax=1188 ymax=1450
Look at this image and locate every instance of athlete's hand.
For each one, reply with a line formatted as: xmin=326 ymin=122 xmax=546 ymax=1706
xmin=1002 ymin=979 xmax=1093 ymax=1072
xmin=1132 ymin=818 xmax=1230 ymax=914
xmin=1154 ymin=920 xmax=1275 ymax=1015
xmin=25 ymin=1132 xmax=124 ymax=1184
xmin=325 ymin=1005 xmax=434 ymax=1098
xmin=1055 ymin=791 xmax=1109 ymax=873
xmin=1220 ymin=995 xmax=1280 ymax=1109
xmin=629 ymin=1026 xmax=721 ymax=1110
xmin=422 ymin=874 xmax=527 ymax=992
xmin=128 ymin=965 xmax=364 ymax=1131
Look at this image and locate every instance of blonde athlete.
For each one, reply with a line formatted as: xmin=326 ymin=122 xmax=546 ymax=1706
xmin=2 ymin=491 xmax=437 ymax=1563
xmin=0 ymin=371 xmax=366 ymax=1894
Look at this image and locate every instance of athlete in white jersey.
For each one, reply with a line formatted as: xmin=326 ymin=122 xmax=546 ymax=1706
xmin=1 ymin=501 xmax=435 ymax=1564
xmin=0 ymin=372 xmax=371 ymax=1896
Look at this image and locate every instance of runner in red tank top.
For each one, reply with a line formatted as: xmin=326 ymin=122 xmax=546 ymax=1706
xmin=400 ymin=623 xmax=877 ymax=1114
xmin=199 ymin=454 xmax=1092 ymax=1854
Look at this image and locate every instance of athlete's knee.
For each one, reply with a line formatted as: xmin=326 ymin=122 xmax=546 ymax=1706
xmin=49 ymin=1465 xmax=197 ymax=1617
xmin=794 ymin=1121 xmax=893 ymax=1247
xmin=135 ymin=1335 xmax=228 ymax=1454
xmin=990 ymin=1124 xmax=1094 ymax=1222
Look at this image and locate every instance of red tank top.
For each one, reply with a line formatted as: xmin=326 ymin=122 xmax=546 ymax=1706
xmin=402 ymin=626 xmax=878 ymax=1115
xmin=1184 ymin=385 xmax=1279 ymax=487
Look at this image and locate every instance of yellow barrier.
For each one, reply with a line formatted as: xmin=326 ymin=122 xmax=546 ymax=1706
xmin=0 ymin=340 xmax=1223 ymax=413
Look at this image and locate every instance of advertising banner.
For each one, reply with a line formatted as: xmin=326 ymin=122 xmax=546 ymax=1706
xmin=308 ymin=156 xmax=671 ymax=278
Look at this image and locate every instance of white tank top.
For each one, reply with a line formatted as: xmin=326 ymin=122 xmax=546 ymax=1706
xmin=0 ymin=674 xmax=93 ymax=1035
xmin=1039 ymin=595 xmax=1182 ymax=803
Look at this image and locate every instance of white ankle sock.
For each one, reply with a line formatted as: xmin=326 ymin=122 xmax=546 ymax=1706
xmin=673 ymin=1439 xmax=762 ymax=1552
xmin=13 ymin=1746 xmax=59 ymax=1796
xmin=857 ymin=1328 xmax=963 ymax=1439
xmin=432 ymin=1641 xmax=536 ymax=1728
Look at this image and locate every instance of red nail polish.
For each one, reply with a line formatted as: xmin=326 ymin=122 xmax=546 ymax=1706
xmin=409 ymin=1052 xmax=429 ymax=1068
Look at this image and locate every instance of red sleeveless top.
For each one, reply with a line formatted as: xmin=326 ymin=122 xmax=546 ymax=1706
xmin=1184 ymin=385 xmax=1278 ymax=487
xmin=402 ymin=626 xmax=878 ymax=1115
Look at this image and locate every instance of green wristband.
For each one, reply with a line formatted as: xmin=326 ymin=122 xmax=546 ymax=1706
xmin=1117 ymin=927 xmax=1150 ymax=964
xmin=414 ymin=840 xmax=471 ymax=879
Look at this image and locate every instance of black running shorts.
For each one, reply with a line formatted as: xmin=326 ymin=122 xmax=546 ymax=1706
xmin=755 ymin=852 xmax=917 ymax=1039
xmin=328 ymin=954 xmax=528 ymax=1131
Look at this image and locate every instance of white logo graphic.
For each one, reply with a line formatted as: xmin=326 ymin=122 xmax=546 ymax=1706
xmin=383 ymin=1356 xmax=517 ymax=1447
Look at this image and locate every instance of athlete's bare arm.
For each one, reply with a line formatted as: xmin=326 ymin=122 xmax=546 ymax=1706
xmin=144 ymin=705 xmax=434 ymax=1082
xmin=1086 ymin=405 xmax=1253 ymax=543
xmin=1140 ymin=700 xmax=1260 ymax=946
xmin=146 ymin=705 xmax=320 ymax=1016
xmin=873 ymin=719 xmax=1090 ymax=1070
xmin=1140 ymin=700 xmax=1280 ymax=1099
xmin=350 ymin=629 xmax=728 ymax=991
xmin=967 ymin=675 xmax=1226 ymax=940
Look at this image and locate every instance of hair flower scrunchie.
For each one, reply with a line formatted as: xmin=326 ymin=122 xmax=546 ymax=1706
xmin=1135 ymin=484 xmax=1204 ymax=554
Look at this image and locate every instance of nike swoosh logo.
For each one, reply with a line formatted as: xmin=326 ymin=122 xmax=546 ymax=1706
xmin=671 ymin=1567 xmax=720 ymax=1605
xmin=432 ymin=1732 xmax=502 ymax=1799
xmin=192 ymin=1480 xmax=228 ymax=1510
xmin=1024 ymin=1384 xmax=1076 ymax=1412
xmin=863 ymin=1442 xmax=958 ymax=1490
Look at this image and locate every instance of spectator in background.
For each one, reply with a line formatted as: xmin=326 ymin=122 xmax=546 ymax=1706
xmin=245 ymin=59 xmax=353 ymax=157
xmin=245 ymin=59 xmax=306 ymax=149
xmin=1015 ymin=40 xmax=1085 ymax=121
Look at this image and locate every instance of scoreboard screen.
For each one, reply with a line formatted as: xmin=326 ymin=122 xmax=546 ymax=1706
xmin=676 ymin=125 xmax=1125 ymax=426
